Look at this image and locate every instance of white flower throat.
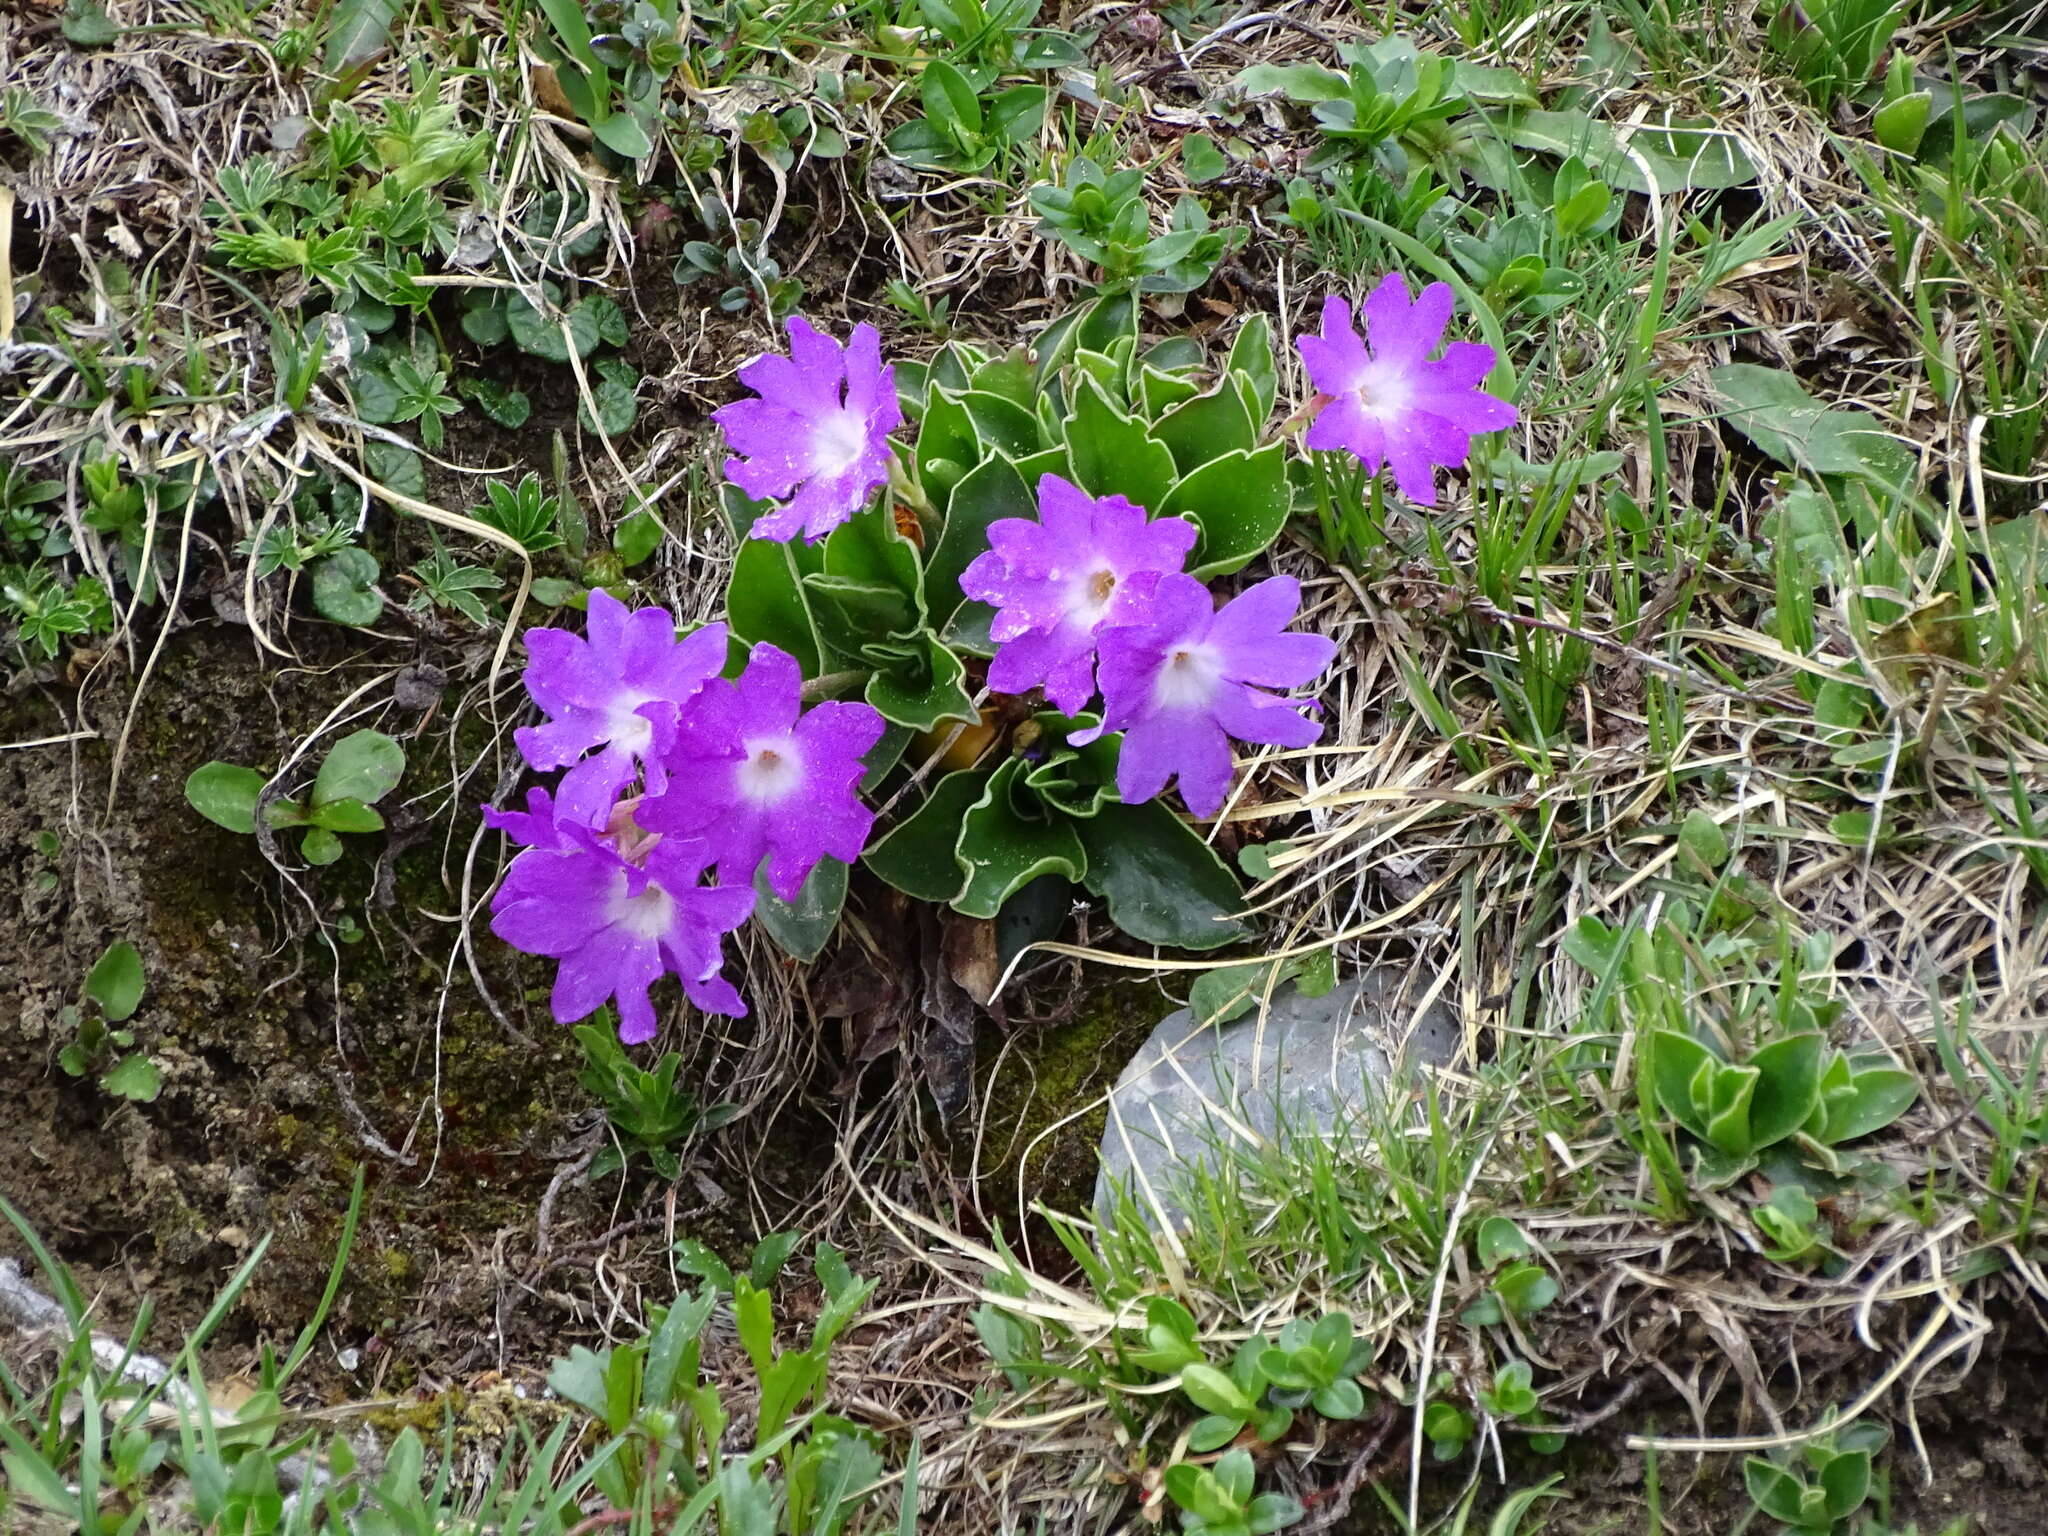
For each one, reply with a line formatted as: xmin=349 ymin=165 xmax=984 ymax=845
xmin=607 ymin=874 xmax=676 ymax=940
xmin=810 ymin=408 xmax=870 ymax=479
xmin=1152 ymin=641 xmax=1222 ymax=710
xmin=737 ymin=736 xmax=804 ymax=804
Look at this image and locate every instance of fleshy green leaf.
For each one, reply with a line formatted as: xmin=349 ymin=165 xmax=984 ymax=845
xmin=1163 ymin=442 xmax=1293 ymax=578
xmin=865 ymin=770 xmax=987 ymax=902
xmin=1746 ymin=1031 xmax=1826 ymax=1149
xmin=726 ymin=537 xmax=823 ymax=676
xmin=952 ymin=759 xmax=1090 ymax=918
xmin=924 ymin=454 xmax=1034 ymax=629
xmin=753 ymin=856 xmax=847 ymax=963
xmin=1061 ymin=375 xmax=1178 ymax=512
xmin=1077 ymin=800 xmax=1248 ymax=949
xmin=864 ymin=631 xmax=976 ymax=730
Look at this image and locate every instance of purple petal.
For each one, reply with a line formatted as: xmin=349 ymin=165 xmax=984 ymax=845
xmin=1211 ymin=683 xmax=1324 ymax=750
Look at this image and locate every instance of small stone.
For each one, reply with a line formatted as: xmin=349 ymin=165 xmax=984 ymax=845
xmin=393 ymin=664 xmax=448 ymax=712
xmin=1095 ymin=969 xmax=1456 ymax=1224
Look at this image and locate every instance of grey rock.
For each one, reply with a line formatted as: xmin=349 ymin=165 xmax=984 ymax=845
xmin=1094 ymin=970 xmax=1457 ymax=1224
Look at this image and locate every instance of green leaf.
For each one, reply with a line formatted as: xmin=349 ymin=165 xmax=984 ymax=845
xmin=1235 ymin=61 xmax=1350 ymax=100
xmin=1747 ymin=1032 xmax=1826 ymax=1149
xmin=1152 ymin=384 xmax=1256 ymax=477
xmin=60 ymin=0 xmax=119 ymax=44
xmin=1182 ymin=132 xmax=1228 ymax=183
xmin=864 ymin=770 xmax=987 ymax=903
xmin=1476 ymin=1217 xmax=1531 ymax=1269
xmin=1077 ymin=801 xmax=1248 ymax=950
xmin=924 ymin=454 xmax=1035 ymax=629
xmin=506 ymin=291 xmax=603 ymax=362
xmin=613 ymin=507 xmax=664 ymax=567
xmin=1648 ymin=1029 xmax=1717 ymax=1141
xmin=301 ymin=826 xmax=344 ymax=865
xmin=102 ymin=1054 xmax=162 ymax=1102
xmin=363 ymin=441 xmax=424 ymax=498
xmin=726 ymin=537 xmax=823 ymax=676
xmin=958 ymin=390 xmax=1044 ymax=458
xmin=310 ymin=797 xmax=386 ymax=834
xmin=86 ymin=942 xmax=145 ymax=1022
xmin=953 ymin=759 xmax=1090 ymax=918
xmin=1162 ymin=443 xmax=1292 ymax=578
xmin=1709 ymin=364 xmax=1916 ymax=491
xmin=822 ymin=502 xmax=923 ymax=613
xmin=1062 ymin=375 xmax=1178 ymax=512
xmin=185 ymin=762 xmax=267 ymax=834
xmin=753 ymin=856 xmax=847 ymax=963
xmin=1498 ymin=107 xmax=1757 ymax=191
xmin=322 ymin=0 xmax=400 ymax=70
xmin=1312 ymin=1378 xmax=1366 ymax=1419
xmin=593 ymin=111 xmax=655 ymax=159
xmin=313 ymin=729 xmax=405 ymax=807
xmin=864 ymin=631 xmax=977 ymax=730
xmin=1678 ymin=809 xmax=1729 ymax=871
xmin=1816 ymin=1064 xmax=1917 ymax=1143
xmin=1178 ymin=1363 xmax=1256 ymax=1418
xmin=578 ymin=357 xmax=640 ymax=436
xmin=463 ymin=377 xmax=532 ymax=428
xmin=921 ymin=59 xmax=983 ymax=135
xmin=1227 ymin=315 xmax=1278 ymax=424
xmin=1187 ymin=952 xmax=1332 ymax=1026
xmin=311 ymin=547 xmax=384 ymax=626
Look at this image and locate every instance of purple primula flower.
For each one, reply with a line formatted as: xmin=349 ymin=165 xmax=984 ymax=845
xmin=1296 ymin=274 xmax=1518 ymax=505
xmin=1087 ymin=573 xmax=1338 ymax=819
xmin=639 ymin=642 xmax=886 ymax=901
xmin=715 ymin=314 xmax=902 ymax=544
xmin=514 ymin=589 xmax=729 ymax=828
xmin=960 ymin=473 xmax=1200 ymax=714
xmin=483 ymin=789 xmax=753 ymax=1043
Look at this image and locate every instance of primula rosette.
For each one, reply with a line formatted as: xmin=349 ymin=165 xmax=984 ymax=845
xmin=960 ymin=473 xmax=1199 ymax=714
xmin=715 ymin=314 xmax=901 ymax=544
xmin=1087 ymin=573 xmax=1337 ymax=819
xmin=1296 ymin=274 xmax=1518 ymax=505
xmin=514 ymin=588 xmax=728 ymax=828
xmin=639 ymin=642 xmax=886 ymax=901
xmin=483 ymin=789 xmax=753 ymax=1043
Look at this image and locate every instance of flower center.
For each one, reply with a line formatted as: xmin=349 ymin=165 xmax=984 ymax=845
xmin=811 ymin=408 xmax=870 ymax=480
xmin=737 ymin=736 xmax=804 ymax=805
xmin=606 ymin=874 xmax=676 ymax=941
xmin=1152 ymin=642 xmax=1222 ymax=711
xmin=1068 ymin=564 xmax=1120 ymax=627
xmin=606 ymin=692 xmax=656 ymax=756
xmin=1352 ymin=362 xmax=1414 ymax=420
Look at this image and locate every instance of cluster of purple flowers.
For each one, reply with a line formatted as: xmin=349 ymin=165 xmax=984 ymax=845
xmin=485 ymin=591 xmax=884 ymax=1042
xmin=959 ymin=475 xmax=1336 ymax=818
xmin=489 ymin=273 xmax=1515 ymax=1038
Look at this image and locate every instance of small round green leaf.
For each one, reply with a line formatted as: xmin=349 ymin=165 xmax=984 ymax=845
xmin=313 ymin=729 xmax=405 ymax=807
xmin=311 ymin=547 xmax=384 ymax=626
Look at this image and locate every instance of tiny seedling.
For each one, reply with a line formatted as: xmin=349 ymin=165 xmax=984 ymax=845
xmin=57 ymin=940 xmax=160 ymax=1102
xmin=184 ymin=728 xmax=406 ymax=866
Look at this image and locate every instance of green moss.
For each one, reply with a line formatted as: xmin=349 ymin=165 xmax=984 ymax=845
xmin=973 ymin=980 xmax=1168 ymax=1209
